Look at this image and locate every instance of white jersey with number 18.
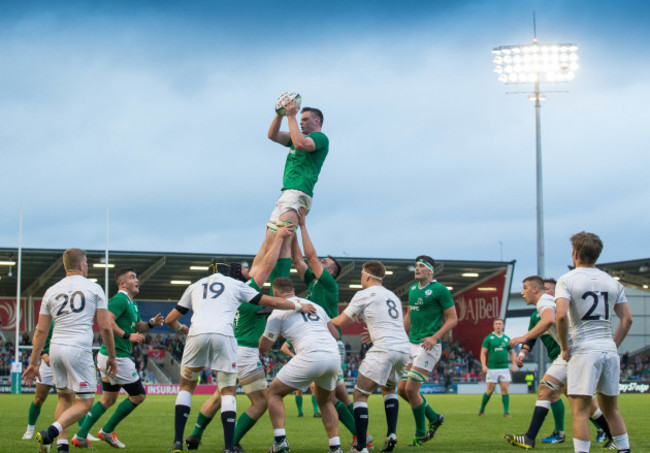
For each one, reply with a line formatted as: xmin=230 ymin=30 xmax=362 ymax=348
xmin=40 ymin=275 xmax=107 ymax=351
xmin=555 ymin=267 xmax=627 ymax=353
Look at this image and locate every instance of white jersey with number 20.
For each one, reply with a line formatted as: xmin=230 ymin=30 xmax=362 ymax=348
xmin=40 ymin=275 xmax=107 ymax=351
xmin=555 ymin=267 xmax=627 ymax=353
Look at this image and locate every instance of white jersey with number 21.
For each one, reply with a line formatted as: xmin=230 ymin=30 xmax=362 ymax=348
xmin=555 ymin=267 xmax=627 ymax=354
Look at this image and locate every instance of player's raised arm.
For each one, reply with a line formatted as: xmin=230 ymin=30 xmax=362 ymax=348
xmin=268 ymin=113 xmax=291 ymax=146
xmin=259 ymin=294 xmax=316 ymax=314
xmin=297 ymin=208 xmax=324 ymax=278
xmin=290 ymin=232 xmax=308 ymax=280
xmin=285 ymin=100 xmax=316 ymax=152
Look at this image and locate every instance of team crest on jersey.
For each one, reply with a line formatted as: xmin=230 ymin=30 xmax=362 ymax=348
xmin=231 ymin=362 xmax=236 ymax=369
xmin=425 ymin=289 xmax=432 ymax=296
xmin=79 ymin=381 xmax=89 ymax=389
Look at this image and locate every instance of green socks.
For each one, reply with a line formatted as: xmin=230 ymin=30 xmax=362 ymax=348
xmin=421 ymin=395 xmax=439 ymax=422
xmin=551 ymin=399 xmax=565 ymax=432
xmin=234 ymin=412 xmax=257 ymax=444
xmin=192 ymin=411 xmax=215 ymax=441
xmin=335 ymin=401 xmax=356 ymax=436
xmin=295 ymin=394 xmax=303 ymax=416
xmin=28 ymin=402 xmax=42 ymax=425
xmin=103 ymin=399 xmax=138 ymax=433
xmin=502 ymin=394 xmax=510 ymax=415
xmin=77 ymin=401 xmax=108 ymax=438
xmin=311 ymin=395 xmax=320 ymax=415
xmin=412 ymin=401 xmax=427 ymax=437
xmin=479 ymin=393 xmax=491 ymax=412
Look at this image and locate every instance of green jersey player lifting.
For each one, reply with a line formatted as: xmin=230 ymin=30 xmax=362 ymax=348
xmin=398 ymin=255 xmax=457 ymax=449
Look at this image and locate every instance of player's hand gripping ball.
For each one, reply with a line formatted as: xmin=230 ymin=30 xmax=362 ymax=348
xmin=275 ymin=92 xmax=302 ymax=116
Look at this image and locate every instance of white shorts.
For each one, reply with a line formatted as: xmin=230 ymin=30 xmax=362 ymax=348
xmin=269 ymin=189 xmax=312 ymax=222
xmin=408 ymin=343 xmax=442 ymax=373
xmin=36 ymin=360 xmax=54 ymax=387
xmin=237 ymin=346 xmax=265 ymax=384
xmin=276 ymin=352 xmax=340 ymax=392
xmin=98 ymin=353 xmax=139 ymax=386
xmin=359 ymin=348 xmax=409 ymax=387
xmin=49 ymin=344 xmax=96 ymax=397
xmin=545 ymin=356 xmax=568 ymax=385
xmin=181 ymin=333 xmax=238 ymax=373
xmin=486 ymin=368 xmax=511 ymax=383
xmin=567 ymin=351 xmax=620 ymax=396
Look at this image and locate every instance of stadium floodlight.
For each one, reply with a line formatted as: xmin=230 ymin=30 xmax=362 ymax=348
xmin=492 ymin=36 xmax=578 ymax=278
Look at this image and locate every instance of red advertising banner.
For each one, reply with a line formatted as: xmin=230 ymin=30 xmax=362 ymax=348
xmin=452 ymin=271 xmax=509 ymax=358
xmin=148 ymin=348 xmax=166 ymax=359
xmin=0 ymin=298 xmax=27 ymax=330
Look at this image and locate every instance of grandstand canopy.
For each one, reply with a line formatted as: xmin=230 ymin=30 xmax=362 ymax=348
xmin=0 ymin=247 xmax=515 ymax=304
xmin=598 ymin=258 xmax=650 ymax=292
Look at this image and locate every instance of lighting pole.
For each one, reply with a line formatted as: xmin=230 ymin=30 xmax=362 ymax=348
xmin=492 ymin=39 xmax=579 ymax=278
xmin=492 ymin=32 xmax=578 ymax=377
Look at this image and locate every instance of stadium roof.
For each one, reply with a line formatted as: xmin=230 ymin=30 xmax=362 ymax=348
xmin=598 ymin=258 xmax=650 ymax=292
xmin=0 ymin=247 xmax=515 ymax=303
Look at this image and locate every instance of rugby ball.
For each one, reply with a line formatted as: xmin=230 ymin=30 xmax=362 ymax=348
xmin=275 ymin=92 xmax=302 ymax=116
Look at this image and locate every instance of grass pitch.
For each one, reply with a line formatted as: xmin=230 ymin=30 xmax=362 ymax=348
xmin=2 ymin=393 xmax=648 ymax=453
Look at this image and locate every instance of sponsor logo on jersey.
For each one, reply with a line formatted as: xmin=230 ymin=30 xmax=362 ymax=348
xmin=79 ymin=381 xmax=89 ymax=389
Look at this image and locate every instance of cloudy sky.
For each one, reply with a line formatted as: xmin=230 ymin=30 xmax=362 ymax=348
xmin=1 ymin=0 xmax=649 ymax=291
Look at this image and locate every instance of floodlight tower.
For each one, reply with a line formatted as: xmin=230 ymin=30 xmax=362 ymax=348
xmin=492 ymin=31 xmax=579 ymax=278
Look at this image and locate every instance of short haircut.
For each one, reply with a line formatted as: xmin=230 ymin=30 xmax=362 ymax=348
xmin=523 ymin=275 xmax=544 ymax=289
xmin=543 ymin=278 xmax=557 ymax=285
xmin=115 ymin=267 xmax=136 ymax=284
xmin=493 ymin=318 xmax=504 ymax=324
xmin=415 ymin=255 xmax=436 ymax=272
xmin=63 ymin=248 xmax=86 ymax=272
xmin=362 ymin=260 xmax=385 ymax=281
xmin=326 ymin=255 xmax=342 ymax=279
xmin=570 ymin=231 xmax=603 ymax=265
xmin=272 ymin=277 xmax=294 ymax=294
xmin=301 ymin=107 xmax=323 ymax=125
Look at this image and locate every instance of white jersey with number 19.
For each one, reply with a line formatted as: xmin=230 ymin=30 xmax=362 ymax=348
xmin=40 ymin=275 xmax=107 ymax=351
xmin=555 ymin=267 xmax=627 ymax=354
xmin=177 ymin=273 xmax=261 ymax=337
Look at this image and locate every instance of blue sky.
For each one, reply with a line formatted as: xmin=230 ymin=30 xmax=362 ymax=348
xmin=1 ymin=0 xmax=649 ymax=292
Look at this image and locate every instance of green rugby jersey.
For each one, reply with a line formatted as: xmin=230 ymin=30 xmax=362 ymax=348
xmin=234 ymin=280 xmax=269 ymax=348
xmin=528 ymin=310 xmax=561 ymax=360
xmin=408 ymin=281 xmax=455 ymax=344
xmin=99 ymin=291 xmax=141 ymax=358
xmin=482 ymin=332 xmax=512 ymax=369
xmin=282 ymin=132 xmax=329 ymax=197
xmin=304 ymin=268 xmax=339 ymax=319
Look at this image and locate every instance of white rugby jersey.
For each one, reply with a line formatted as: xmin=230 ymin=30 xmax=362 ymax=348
xmin=536 ymin=293 xmax=571 ymax=346
xmin=264 ymin=298 xmax=338 ymax=356
xmin=177 ymin=273 xmax=261 ymax=337
xmin=555 ymin=267 xmax=627 ymax=353
xmin=343 ymin=286 xmax=410 ymax=354
xmin=40 ymin=275 xmax=107 ymax=351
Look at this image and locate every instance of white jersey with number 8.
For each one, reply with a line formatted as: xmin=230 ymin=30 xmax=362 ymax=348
xmin=344 ymin=286 xmax=409 ymax=354
xmin=40 ymin=275 xmax=107 ymax=351
xmin=555 ymin=267 xmax=627 ymax=353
